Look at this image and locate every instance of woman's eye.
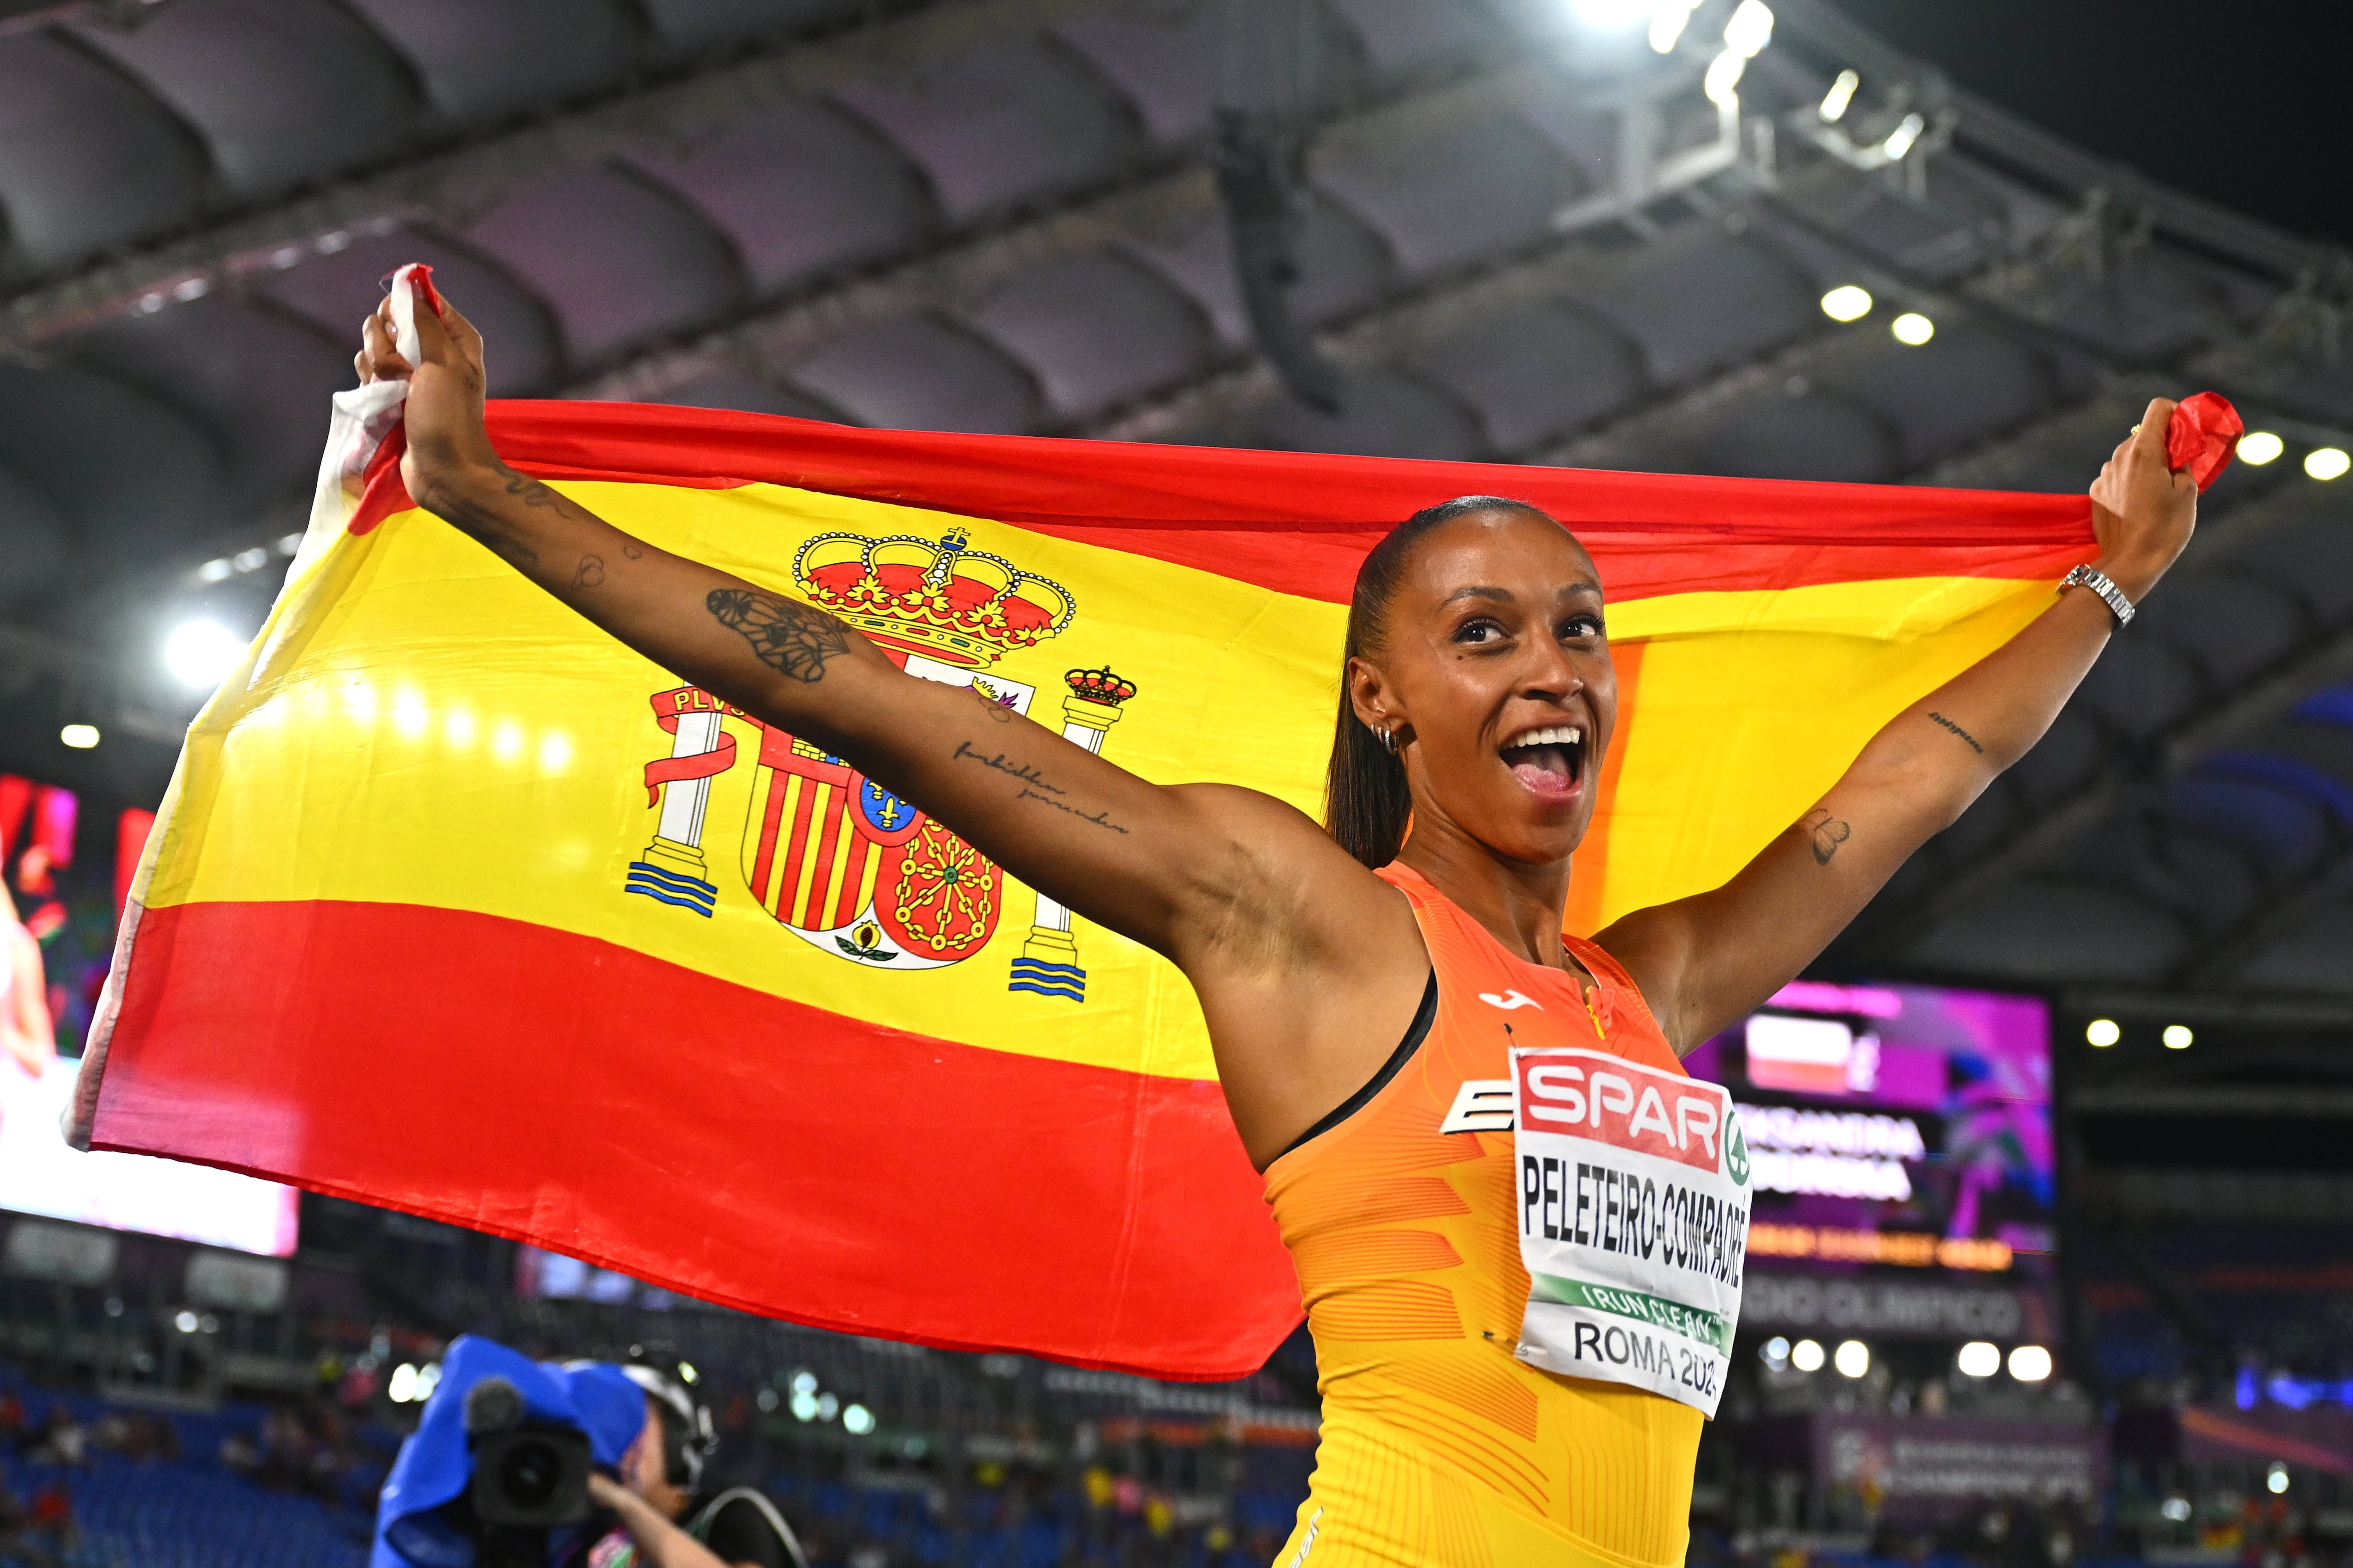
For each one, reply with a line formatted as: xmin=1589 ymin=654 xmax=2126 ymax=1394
xmin=1454 ymin=619 xmax=1504 ymax=644
xmin=1561 ymin=616 xmax=1604 ymax=640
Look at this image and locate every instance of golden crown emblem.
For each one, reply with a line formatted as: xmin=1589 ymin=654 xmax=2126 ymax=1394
xmin=792 ymin=527 xmax=1076 ymax=669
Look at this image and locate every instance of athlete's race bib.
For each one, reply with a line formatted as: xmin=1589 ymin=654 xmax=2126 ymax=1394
xmin=1510 ymin=1047 xmax=1750 ymax=1416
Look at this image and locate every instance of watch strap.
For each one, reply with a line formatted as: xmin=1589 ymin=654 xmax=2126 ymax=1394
xmin=2061 ymin=564 xmax=2136 ymax=627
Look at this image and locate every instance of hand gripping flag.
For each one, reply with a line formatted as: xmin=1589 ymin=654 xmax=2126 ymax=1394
xmin=72 ymin=272 xmax=2219 ymax=1377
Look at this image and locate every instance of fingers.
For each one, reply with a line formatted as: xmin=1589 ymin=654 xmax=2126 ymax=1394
xmin=2136 ymin=396 xmax=2178 ymax=465
xmin=356 ymin=311 xmax=411 ymax=383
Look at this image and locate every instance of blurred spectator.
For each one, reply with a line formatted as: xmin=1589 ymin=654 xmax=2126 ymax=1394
xmin=28 ymin=1406 xmax=83 ymax=1468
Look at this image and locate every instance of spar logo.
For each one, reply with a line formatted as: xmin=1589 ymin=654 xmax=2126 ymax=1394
xmin=1515 ymin=1049 xmax=1729 ymax=1176
xmin=616 ymin=527 xmax=1141 ymax=1003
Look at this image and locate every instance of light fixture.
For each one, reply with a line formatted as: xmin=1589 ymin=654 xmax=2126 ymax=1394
xmin=1820 ymin=285 xmax=1873 ymax=322
xmin=2162 ymin=1024 xmax=2193 ymax=1050
xmin=388 ymin=1363 xmax=419 ymax=1402
xmin=1790 ymin=1337 xmax=1825 ymax=1372
xmin=2085 ymin=1018 xmax=2121 ymax=1048
xmin=678 ymin=1361 xmax=697 ymax=1384
xmin=2305 ymin=446 xmax=2349 ymax=480
xmin=2008 ymin=1344 xmax=2053 ymax=1382
xmin=232 ymin=547 xmax=268 ymax=573
xmin=1890 ymin=312 xmax=1935 ymax=346
xmin=1648 ymin=0 xmax=1699 ymax=52
xmin=2266 ymin=1463 xmax=2290 ymax=1495
xmin=815 ymin=1392 xmax=840 ymax=1422
xmin=1819 ymin=68 xmax=1859 ymax=121
xmin=60 ymin=724 xmax=99 ymax=750
xmin=1722 ymin=0 xmax=1774 ymax=57
xmin=1703 ymin=49 xmax=1745 ymax=106
xmin=1957 ymin=1340 xmax=2001 ymax=1378
xmin=196 ymin=558 xmax=234 ymax=584
xmin=278 ymin=532 xmax=304 ymax=555
xmin=414 ymin=1362 xmax=441 ymax=1402
xmin=790 ymin=1369 xmax=816 ymax=1395
xmin=164 ymin=619 xmax=246 ymax=689
xmin=1882 ymin=112 xmax=1926 ymax=160
xmin=1833 ymin=1339 xmax=1870 ymax=1378
xmin=2160 ymin=1497 xmax=2192 ymax=1523
xmin=1761 ymin=1336 xmax=1791 ymax=1370
xmin=174 ymin=1310 xmax=200 ymax=1334
xmin=2236 ymin=432 xmax=2284 ymax=465
xmin=842 ymin=1403 xmax=876 ymax=1436
xmin=789 ymin=1389 xmax=818 ymax=1422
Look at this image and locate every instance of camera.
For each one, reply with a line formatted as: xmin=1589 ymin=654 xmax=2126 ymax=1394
xmin=466 ymin=1375 xmax=593 ymax=1533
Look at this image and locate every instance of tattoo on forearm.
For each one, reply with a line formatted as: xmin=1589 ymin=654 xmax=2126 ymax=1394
xmin=435 ymin=492 xmax=542 ymax=570
xmin=1926 ymin=711 xmax=1985 ymax=754
xmin=622 ymin=544 xmax=644 ymax=560
xmin=1018 ymin=787 xmax=1130 ymax=834
xmin=1800 ymin=808 xmax=1851 ymax=866
xmin=953 ymin=740 xmax=1063 ymax=793
xmin=494 ymin=460 xmax=584 ymax=521
xmin=967 ymin=684 xmax=1015 ymax=723
xmin=571 ymin=554 xmax=605 ymax=589
xmin=707 ymin=588 xmax=850 ymax=683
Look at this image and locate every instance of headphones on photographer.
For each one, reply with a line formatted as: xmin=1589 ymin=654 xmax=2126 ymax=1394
xmin=618 ymin=1351 xmax=717 ymax=1494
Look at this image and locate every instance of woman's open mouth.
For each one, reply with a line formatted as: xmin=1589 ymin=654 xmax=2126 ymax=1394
xmin=1500 ymin=724 xmax=1585 ymax=802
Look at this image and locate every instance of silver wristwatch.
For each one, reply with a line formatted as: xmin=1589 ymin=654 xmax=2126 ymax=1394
xmin=2060 ymin=564 xmax=2136 ymax=627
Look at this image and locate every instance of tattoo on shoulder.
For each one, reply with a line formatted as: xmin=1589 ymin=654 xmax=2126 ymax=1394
xmin=1800 ymin=807 xmax=1850 ymax=866
xmin=707 ymin=588 xmax=849 ymax=683
xmin=1926 ymin=711 xmax=1985 ymax=754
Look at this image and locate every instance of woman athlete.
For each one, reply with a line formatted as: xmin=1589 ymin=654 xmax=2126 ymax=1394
xmin=357 ymin=290 xmax=2194 ymax=1568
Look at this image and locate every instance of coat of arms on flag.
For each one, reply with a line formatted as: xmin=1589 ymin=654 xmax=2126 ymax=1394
xmin=620 ymin=524 xmax=1136 ymax=999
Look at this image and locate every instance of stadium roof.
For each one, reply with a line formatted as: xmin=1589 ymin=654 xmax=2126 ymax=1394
xmin=4 ymin=0 xmax=2352 ymax=1012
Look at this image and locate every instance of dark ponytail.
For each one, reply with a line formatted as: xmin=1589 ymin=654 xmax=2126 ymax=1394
xmin=1323 ymin=495 xmax=1555 ymax=867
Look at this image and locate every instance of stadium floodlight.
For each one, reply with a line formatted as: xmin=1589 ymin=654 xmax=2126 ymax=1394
xmin=1820 ymin=68 xmax=1860 ymax=121
xmin=1820 ymin=285 xmax=1873 ymax=322
xmin=164 ymin=618 xmax=245 ymax=689
xmin=2267 ymin=1464 xmax=2290 ymax=1495
xmin=1833 ymin=1339 xmax=1870 ymax=1378
xmin=1703 ymin=49 xmax=1746 ymax=106
xmin=2237 ymin=431 xmax=2284 ymax=465
xmin=2008 ymin=1344 xmax=2054 ymax=1381
xmin=1957 ymin=1341 xmax=2001 ymax=1378
xmin=196 ymin=557 xmax=234 ymax=584
xmin=1722 ymin=0 xmax=1774 ymax=57
xmin=842 ymin=1403 xmax=876 ymax=1436
xmin=816 ymin=1392 xmax=840 ymax=1421
xmin=2305 ymin=446 xmax=2350 ymax=480
xmin=388 ymin=1363 xmax=418 ymax=1401
xmin=789 ymin=1389 xmax=818 ymax=1421
xmin=1891 ymin=312 xmax=1935 ymax=346
xmin=278 ymin=532 xmax=304 ymax=554
xmin=1790 ymin=1337 xmax=1825 ymax=1371
xmin=2161 ymin=1498 xmax=2193 ymax=1522
xmin=1883 ymin=112 xmax=1927 ymax=160
xmin=1649 ymin=0 xmax=1700 ymax=52
xmin=2085 ymin=1018 xmax=2120 ymax=1047
xmin=2163 ymin=1024 xmax=2193 ymax=1049
xmin=1761 ymin=1336 xmax=1791 ymax=1369
xmin=60 ymin=724 xmax=99 ymax=750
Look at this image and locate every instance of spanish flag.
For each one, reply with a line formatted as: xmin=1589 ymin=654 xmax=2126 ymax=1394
xmin=74 ymin=396 xmax=2094 ymax=1378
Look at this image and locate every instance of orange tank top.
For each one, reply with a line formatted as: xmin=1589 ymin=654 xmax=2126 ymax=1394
xmin=1262 ymin=863 xmax=1702 ymax=1568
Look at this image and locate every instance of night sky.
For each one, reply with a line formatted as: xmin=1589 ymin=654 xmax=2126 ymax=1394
xmin=1831 ymin=0 xmax=2353 ymax=248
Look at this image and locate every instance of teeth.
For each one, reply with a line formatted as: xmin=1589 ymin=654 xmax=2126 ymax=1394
xmin=1506 ymin=725 xmax=1582 ymax=749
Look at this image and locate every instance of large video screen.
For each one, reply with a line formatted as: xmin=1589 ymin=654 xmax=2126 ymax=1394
xmin=1685 ymin=980 xmax=2052 ymax=1279
xmin=0 ymin=1058 xmax=299 ymax=1257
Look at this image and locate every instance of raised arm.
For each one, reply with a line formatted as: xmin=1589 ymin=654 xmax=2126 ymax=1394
xmin=361 ymin=289 xmax=1429 ymax=1167
xmin=1597 ymin=399 xmax=2198 ymax=1052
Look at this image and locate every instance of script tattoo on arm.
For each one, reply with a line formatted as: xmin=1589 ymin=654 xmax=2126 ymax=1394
xmin=493 ymin=459 xmax=585 ymax=521
xmin=1926 ymin=711 xmax=1985 ymax=754
xmin=1799 ymin=807 xmax=1851 ymax=866
xmin=952 ymin=741 xmax=1130 ymax=833
xmin=432 ymin=489 xmax=542 ymax=570
xmin=707 ymin=588 xmax=850 ymax=684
